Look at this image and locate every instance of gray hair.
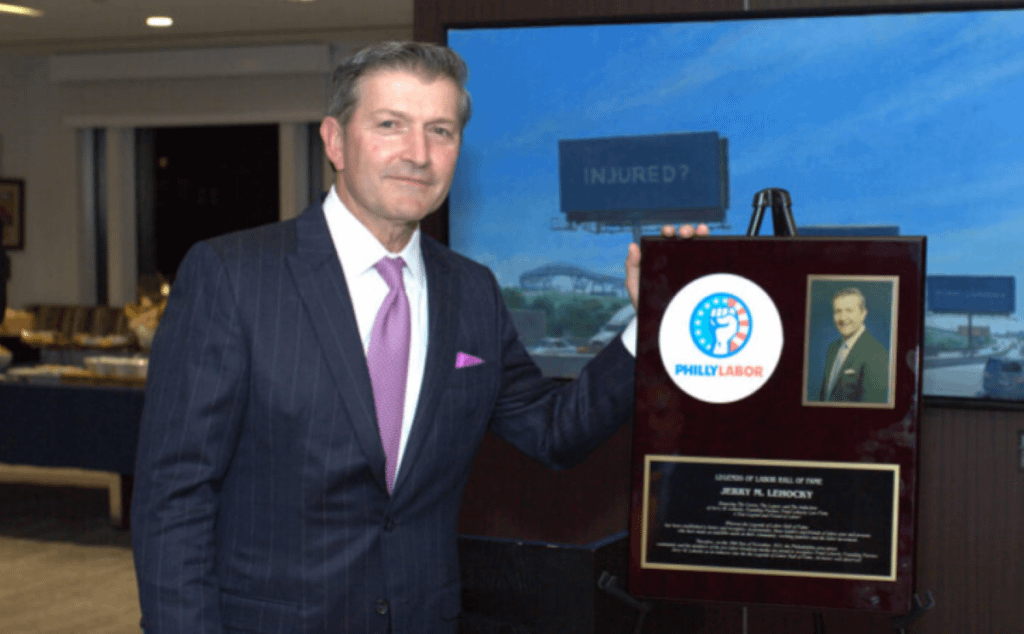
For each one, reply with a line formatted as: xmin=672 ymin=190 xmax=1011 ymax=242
xmin=326 ymin=41 xmax=472 ymax=130
xmin=832 ymin=287 xmax=866 ymax=311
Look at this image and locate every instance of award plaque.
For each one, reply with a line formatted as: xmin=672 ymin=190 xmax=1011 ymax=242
xmin=629 ymin=236 xmax=924 ymax=613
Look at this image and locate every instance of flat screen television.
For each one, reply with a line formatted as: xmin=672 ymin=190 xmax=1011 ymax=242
xmin=445 ymin=4 xmax=1024 ymax=405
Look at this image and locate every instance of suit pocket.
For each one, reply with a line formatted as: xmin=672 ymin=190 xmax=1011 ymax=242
xmin=445 ymin=362 xmax=500 ymax=417
xmin=447 ymin=361 xmax=496 ymax=391
xmin=221 ymin=590 xmax=298 ymax=634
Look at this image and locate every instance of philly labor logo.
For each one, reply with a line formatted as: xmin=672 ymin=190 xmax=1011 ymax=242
xmin=660 ymin=273 xmax=783 ymax=404
xmin=690 ymin=294 xmax=751 ymax=358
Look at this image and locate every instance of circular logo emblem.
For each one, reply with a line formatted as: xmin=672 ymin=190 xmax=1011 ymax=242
xmin=660 ymin=273 xmax=783 ymax=404
xmin=690 ymin=293 xmax=752 ymax=358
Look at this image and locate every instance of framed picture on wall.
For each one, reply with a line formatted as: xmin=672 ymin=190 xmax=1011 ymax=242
xmin=0 ymin=178 xmax=24 ymax=250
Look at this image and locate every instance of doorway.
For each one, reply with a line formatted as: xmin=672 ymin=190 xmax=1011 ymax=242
xmin=136 ymin=124 xmax=280 ymax=282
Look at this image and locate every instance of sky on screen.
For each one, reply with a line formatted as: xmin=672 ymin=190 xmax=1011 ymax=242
xmin=448 ymin=11 xmax=1024 ymax=331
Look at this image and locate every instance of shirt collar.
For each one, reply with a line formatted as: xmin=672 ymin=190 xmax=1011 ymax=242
xmin=323 ymin=185 xmax=425 ymax=284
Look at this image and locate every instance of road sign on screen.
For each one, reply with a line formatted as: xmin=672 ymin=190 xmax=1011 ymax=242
xmin=927 ymin=275 xmax=1015 ymax=314
xmin=558 ymin=132 xmax=727 ymax=224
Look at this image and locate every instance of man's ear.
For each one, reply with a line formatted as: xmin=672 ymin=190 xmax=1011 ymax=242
xmin=320 ymin=116 xmax=345 ymax=172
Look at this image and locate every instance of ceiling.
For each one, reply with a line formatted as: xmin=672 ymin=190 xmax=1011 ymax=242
xmin=0 ymin=0 xmax=413 ymax=53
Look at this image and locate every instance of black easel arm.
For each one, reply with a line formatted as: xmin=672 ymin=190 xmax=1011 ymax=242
xmin=597 ymin=571 xmax=652 ymax=634
xmin=747 ymin=187 xmax=798 ymax=237
xmin=890 ymin=591 xmax=935 ymax=633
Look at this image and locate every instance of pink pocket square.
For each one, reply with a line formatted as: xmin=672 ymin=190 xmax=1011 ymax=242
xmin=455 ymin=352 xmax=484 ymax=369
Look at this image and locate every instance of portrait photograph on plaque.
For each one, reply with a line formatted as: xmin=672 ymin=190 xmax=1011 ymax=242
xmin=803 ymin=275 xmax=898 ymax=409
xmin=629 ymin=236 xmax=924 ymax=614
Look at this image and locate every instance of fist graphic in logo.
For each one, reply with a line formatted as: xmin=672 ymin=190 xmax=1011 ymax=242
xmin=709 ymin=306 xmax=739 ymax=355
xmin=690 ymin=293 xmax=751 ymax=358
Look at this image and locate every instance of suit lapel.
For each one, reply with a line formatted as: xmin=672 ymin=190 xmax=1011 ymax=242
xmin=286 ymin=206 xmax=387 ymax=488
xmin=843 ymin=337 xmax=863 ymax=367
xmin=828 ymin=337 xmax=860 ymax=400
xmin=392 ymin=237 xmax=459 ymax=493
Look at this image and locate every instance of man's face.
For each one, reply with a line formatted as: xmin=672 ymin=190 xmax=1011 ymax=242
xmin=322 ymin=68 xmax=462 ymax=239
xmin=832 ymin=294 xmax=867 ymax=339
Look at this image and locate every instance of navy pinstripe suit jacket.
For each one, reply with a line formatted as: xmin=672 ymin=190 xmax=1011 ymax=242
xmin=130 ymin=203 xmax=636 ymax=634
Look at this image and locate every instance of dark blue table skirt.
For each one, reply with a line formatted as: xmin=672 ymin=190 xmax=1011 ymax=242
xmin=0 ymin=381 xmax=144 ymax=474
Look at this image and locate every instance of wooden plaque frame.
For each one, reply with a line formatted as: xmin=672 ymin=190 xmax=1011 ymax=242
xmin=628 ymin=236 xmax=924 ymax=613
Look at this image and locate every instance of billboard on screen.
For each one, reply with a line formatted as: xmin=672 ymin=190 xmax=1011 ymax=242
xmin=927 ymin=275 xmax=1015 ymax=315
xmin=558 ymin=132 xmax=727 ymax=224
xmin=799 ymin=225 xmax=900 ymax=237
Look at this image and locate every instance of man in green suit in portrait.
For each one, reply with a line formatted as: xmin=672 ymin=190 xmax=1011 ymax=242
xmin=819 ymin=287 xmax=890 ymax=403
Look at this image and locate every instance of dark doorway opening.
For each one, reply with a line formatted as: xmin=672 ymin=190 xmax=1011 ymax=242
xmin=136 ymin=124 xmax=279 ymax=281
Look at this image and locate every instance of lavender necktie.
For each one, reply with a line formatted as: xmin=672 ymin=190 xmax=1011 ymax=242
xmin=367 ymin=256 xmax=410 ymax=493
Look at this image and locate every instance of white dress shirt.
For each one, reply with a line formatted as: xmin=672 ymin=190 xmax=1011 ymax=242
xmin=322 ymin=186 xmax=428 ymax=482
xmin=620 ymin=318 xmax=637 ymax=357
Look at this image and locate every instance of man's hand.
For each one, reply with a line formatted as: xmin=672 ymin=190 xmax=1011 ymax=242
xmin=626 ymin=224 xmax=710 ymax=310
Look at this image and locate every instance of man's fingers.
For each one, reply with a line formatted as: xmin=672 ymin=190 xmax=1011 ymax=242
xmin=625 ymin=242 xmax=642 ymax=310
xmin=661 ymin=224 xmax=709 ymax=238
xmin=627 ymin=242 xmax=641 ymax=266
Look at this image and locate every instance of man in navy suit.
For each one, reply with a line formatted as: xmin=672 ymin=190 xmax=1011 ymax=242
xmin=131 ymin=41 xmax=705 ymax=634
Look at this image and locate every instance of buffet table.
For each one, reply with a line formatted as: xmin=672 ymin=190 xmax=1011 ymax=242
xmin=0 ymin=380 xmax=145 ymax=527
xmin=0 ymin=381 xmax=144 ymax=473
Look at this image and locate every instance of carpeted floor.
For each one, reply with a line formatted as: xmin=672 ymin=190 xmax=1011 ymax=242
xmin=0 ymin=483 xmax=141 ymax=634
